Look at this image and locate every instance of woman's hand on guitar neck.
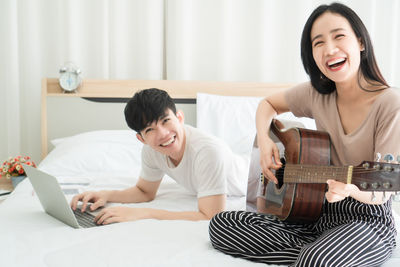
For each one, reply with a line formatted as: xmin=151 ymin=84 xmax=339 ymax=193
xmin=325 ymin=179 xmax=357 ymax=203
xmin=258 ymin=137 xmax=282 ymax=184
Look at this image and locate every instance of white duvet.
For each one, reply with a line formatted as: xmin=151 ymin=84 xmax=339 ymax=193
xmin=0 ymin=175 xmax=262 ymax=267
xmin=1 ymin=175 xmax=400 ymax=267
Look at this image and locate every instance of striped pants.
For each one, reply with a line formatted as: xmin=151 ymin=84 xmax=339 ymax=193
xmin=209 ymin=198 xmax=396 ymax=266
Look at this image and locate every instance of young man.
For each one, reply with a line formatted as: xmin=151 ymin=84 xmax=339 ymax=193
xmin=70 ymin=88 xmax=247 ymax=224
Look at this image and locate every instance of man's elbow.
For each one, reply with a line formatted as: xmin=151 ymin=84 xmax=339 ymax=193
xmin=206 ymin=214 xmax=219 ymax=220
xmin=136 ymin=185 xmax=157 ymax=202
xmin=203 ymin=213 xmax=214 ymax=220
xmin=143 ymin=194 xmax=156 ymax=202
xmin=203 ymin=209 xmax=223 ymax=220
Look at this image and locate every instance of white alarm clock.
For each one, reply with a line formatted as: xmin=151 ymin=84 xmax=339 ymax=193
xmin=59 ymin=62 xmax=82 ymax=92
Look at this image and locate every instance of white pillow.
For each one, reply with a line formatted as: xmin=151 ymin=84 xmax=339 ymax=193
xmin=39 ymin=130 xmax=143 ymax=178
xmin=196 ymin=93 xmax=316 ymax=158
xmin=197 ymin=93 xmax=261 ymax=157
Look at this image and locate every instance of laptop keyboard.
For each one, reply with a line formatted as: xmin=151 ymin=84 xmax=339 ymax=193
xmin=73 ymin=209 xmax=99 ymax=228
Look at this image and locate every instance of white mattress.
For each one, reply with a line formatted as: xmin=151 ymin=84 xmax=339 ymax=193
xmin=1 ymin=175 xmax=399 ymax=267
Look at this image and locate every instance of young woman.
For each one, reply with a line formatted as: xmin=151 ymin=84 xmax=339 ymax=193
xmin=209 ymin=3 xmax=400 ymax=266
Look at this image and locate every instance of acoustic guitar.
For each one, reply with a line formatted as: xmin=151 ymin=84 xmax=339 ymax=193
xmin=247 ymin=119 xmax=400 ymax=223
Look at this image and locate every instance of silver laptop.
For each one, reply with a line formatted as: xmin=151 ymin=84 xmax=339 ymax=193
xmin=23 ymin=164 xmax=99 ymax=228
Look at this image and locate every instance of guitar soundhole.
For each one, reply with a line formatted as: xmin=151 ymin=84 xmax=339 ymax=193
xmin=275 ymin=157 xmax=286 ymax=189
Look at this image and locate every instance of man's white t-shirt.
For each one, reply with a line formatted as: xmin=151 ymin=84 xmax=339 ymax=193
xmin=140 ymin=125 xmax=247 ymax=198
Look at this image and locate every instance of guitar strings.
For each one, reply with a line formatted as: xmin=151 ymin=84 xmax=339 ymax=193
xmin=282 ymin=165 xmax=396 ymax=183
xmin=284 ymin=164 xmax=396 ymax=174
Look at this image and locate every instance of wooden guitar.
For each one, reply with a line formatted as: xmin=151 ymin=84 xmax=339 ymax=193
xmin=248 ymin=119 xmax=400 ymax=223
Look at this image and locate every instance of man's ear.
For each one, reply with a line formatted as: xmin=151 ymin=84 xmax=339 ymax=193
xmin=136 ymin=133 xmax=146 ymax=144
xmin=176 ymin=110 xmax=185 ymax=124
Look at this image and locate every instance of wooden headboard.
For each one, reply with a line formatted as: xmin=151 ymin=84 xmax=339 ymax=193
xmin=42 ymin=78 xmax=293 ymax=158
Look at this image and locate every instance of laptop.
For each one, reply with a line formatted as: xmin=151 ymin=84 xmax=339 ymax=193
xmin=23 ymin=164 xmax=99 ymax=228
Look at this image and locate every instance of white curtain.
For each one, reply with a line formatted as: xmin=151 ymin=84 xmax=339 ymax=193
xmin=0 ymin=0 xmax=165 ymax=163
xmin=1 ymin=0 xmax=399 ymax=163
xmin=166 ymin=0 xmax=400 ymax=83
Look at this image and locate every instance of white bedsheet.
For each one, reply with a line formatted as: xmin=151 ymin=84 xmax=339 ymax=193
xmin=1 ymin=175 xmax=400 ymax=267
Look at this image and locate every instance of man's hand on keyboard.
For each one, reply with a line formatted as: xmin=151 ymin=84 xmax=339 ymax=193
xmin=70 ymin=190 xmax=111 ymax=213
xmin=94 ymin=206 xmax=148 ymax=225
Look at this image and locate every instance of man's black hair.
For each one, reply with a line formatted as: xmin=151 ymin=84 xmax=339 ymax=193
xmin=124 ymin=88 xmax=177 ymax=133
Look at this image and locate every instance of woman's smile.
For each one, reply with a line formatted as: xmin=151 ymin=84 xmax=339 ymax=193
xmin=326 ymin=57 xmax=347 ymax=71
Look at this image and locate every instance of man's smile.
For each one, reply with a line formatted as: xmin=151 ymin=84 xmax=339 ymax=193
xmin=160 ymin=135 xmax=176 ymax=147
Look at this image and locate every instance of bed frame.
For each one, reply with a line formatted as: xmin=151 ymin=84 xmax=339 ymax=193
xmin=41 ymin=78 xmax=293 ymax=159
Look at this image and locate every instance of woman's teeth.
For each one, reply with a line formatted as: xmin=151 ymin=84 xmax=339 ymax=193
xmin=328 ymin=58 xmax=346 ymax=68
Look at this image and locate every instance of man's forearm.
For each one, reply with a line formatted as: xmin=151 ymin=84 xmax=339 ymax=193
xmin=106 ymin=186 xmax=154 ymax=203
xmin=142 ymin=208 xmax=211 ymax=221
xmin=95 ymin=194 xmax=225 ymax=224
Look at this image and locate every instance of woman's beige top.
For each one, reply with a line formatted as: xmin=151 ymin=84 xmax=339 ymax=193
xmin=285 ymin=82 xmax=400 ymax=166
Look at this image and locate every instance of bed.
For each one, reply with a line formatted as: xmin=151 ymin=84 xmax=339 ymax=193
xmin=1 ymin=78 xmax=399 ymax=267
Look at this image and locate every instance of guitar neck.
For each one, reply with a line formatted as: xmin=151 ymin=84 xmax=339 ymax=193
xmin=284 ymin=164 xmax=352 ymax=184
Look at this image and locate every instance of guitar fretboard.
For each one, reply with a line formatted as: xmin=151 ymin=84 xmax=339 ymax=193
xmin=284 ymin=164 xmax=352 ymax=184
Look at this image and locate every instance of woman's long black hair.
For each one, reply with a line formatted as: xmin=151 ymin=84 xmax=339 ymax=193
xmin=300 ymin=2 xmax=388 ymax=94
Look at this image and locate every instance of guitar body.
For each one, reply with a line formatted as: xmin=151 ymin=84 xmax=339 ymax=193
xmin=256 ymin=119 xmax=331 ymax=222
xmin=246 ymin=119 xmax=400 ymax=222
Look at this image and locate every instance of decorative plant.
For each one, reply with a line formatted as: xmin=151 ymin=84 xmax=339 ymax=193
xmin=0 ymin=156 xmax=36 ymax=179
